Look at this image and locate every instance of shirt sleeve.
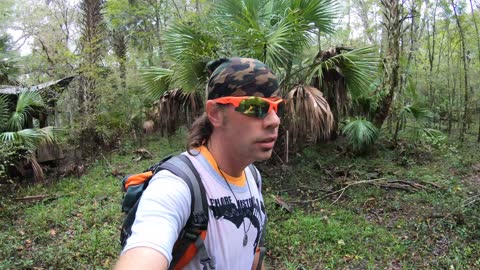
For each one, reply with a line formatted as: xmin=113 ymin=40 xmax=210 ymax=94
xmin=121 ymin=169 xmax=192 ymax=264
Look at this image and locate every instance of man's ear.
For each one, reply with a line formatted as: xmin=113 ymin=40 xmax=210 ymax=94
xmin=206 ymin=100 xmax=224 ymax=128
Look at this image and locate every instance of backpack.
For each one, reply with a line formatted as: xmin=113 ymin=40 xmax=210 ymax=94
xmin=120 ymin=153 xmax=266 ymax=270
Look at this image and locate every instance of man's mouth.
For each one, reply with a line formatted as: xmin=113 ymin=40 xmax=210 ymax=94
xmin=256 ymin=137 xmax=277 ymax=148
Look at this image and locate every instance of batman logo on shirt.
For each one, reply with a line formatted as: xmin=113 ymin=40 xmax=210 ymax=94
xmin=209 ymin=195 xmax=265 ymax=253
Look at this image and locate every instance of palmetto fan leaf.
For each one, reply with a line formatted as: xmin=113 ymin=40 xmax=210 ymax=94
xmin=141 ymin=67 xmax=174 ymax=99
xmin=285 ymin=85 xmax=334 ymax=144
xmin=398 ymin=104 xmax=433 ymax=124
xmin=213 ymin=0 xmax=334 ymax=72
xmin=1 ymin=127 xmax=59 ymax=151
xmin=308 ymin=46 xmax=379 ymax=98
xmin=341 ymin=118 xmax=379 ymax=153
xmin=287 ymin=0 xmax=338 ymax=34
xmin=163 ymin=19 xmax=218 ymax=92
xmin=7 ymin=90 xmax=45 ymax=132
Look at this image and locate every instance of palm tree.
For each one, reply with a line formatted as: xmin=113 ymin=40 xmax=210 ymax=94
xmin=142 ymin=0 xmax=378 ymax=150
xmin=143 ymin=0 xmax=338 ymax=132
xmin=309 ymin=46 xmax=379 ymax=138
xmin=0 ymin=91 xmax=59 ymax=183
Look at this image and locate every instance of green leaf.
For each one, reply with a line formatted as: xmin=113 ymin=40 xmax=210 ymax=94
xmin=342 ymin=118 xmax=379 ymax=152
xmin=141 ymin=67 xmax=174 ymax=99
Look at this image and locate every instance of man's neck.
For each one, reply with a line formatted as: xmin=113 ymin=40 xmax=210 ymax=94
xmin=206 ymin=138 xmax=248 ymax=177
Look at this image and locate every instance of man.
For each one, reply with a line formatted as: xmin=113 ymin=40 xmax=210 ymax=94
xmin=115 ymin=57 xmax=283 ymax=270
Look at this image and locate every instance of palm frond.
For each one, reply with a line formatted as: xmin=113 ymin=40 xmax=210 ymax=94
xmin=173 ymin=60 xmax=210 ymax=94
xmin=16 ymin=129 xmax=44 ymax=149
xmin=7 ymin=90 xmax=45 ymax=131
xmin=288 ymin=0 xmax=339 ymax=35
xmin=341 ymin=118 xmax=379 ymax=152
xmin=1 ymin=126 xmax=59 ymax=151
xmin=285 ymin=85 xmax=334 ymax=143
xmin=307 ymin=46 xmax=379 ymax=98
xmin=0 ymin=131 xmax=19 ymax=143
xmin=37 ymin=126 xmax=61 ymax=145
xmin=153 ymin=88 xmax=204 ymax=136
xmin=141 ymin=67 xmax=174 ymax=99
xmin=24 ymin=154 xmax=44 ymax=183
xmin=163 ymin=19 xmax=218 ymax=92
xmin=264 ymin=16 xmax=299 ymax=69
xmin=0 ymin=94 xmax=10 ymax=130
xmin=398 ymin=104 xmax=433 ymax=124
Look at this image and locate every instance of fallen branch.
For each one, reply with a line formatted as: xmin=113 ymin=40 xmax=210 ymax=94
xmin=385 ymin=180 xmax=428 ymax=190
xmin=289 ymin=178 xmax=387 ymax=204
xmin=15 ymin=195 xmax=49 ymax=202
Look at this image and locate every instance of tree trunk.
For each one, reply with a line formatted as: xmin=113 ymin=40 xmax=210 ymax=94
xmin=478 ymin=102 xmax=480 ymax=143
xmin=468 ymin=0 xmax=480 ymax=142
xmin=451 ymin=0 xmax=469 ymax=142
xmin=373 ymin=0 xmax=402 ymax=128
xmin=112 ymin=30 xmax=127 ymax=90
xmin=78 ymin=0 xmax=105 ymax=115
xmin=357 ymin=0 xmax=376 ymax=44
xmin=427 ymin=0 xmax=438 ymax=105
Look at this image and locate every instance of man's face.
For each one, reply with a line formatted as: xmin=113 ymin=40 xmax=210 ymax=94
xmin=219 ymin=97 xmax=281 ymax=164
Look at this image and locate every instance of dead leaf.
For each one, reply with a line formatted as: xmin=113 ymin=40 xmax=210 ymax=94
xmin=49 ymin=229 xmax=56 ymax=236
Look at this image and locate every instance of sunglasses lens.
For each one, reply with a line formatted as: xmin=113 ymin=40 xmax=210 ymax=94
xmin=236 ymin=97 xmax=269 ymax=118
xmin=276 ymin=101 xmax=285 ymax=118
xmin=235 ymin=97 xmax=285 ymax=118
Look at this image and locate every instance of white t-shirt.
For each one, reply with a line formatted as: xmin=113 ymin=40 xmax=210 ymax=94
xmin=122 ymin=149 xmax=266 ymax=270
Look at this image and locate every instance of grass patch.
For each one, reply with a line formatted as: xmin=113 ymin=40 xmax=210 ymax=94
xmin=1 ymin=130 xmax=479 ymax=269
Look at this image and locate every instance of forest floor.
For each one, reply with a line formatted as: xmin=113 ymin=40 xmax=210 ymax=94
xmin=0 ymin=130 xmax=479 ymax=269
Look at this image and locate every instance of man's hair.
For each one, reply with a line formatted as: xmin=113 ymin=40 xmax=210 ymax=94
xmin=186 ymin=57 xmax=279 ymax=152
xmin=187 ymin=113 xmax=212 ymax=154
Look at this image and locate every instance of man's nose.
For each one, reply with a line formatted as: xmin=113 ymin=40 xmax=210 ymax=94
xmin=263 ymin=110 xmax=280 ymax=129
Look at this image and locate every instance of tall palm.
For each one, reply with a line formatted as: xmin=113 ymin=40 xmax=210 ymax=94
xmin=0 ymin=91 xmax=59 ymax=182
xmin=143 ymin=0 xmax=339 ymax=136
xmin=308 ymin=46 xmax=380 ymax=138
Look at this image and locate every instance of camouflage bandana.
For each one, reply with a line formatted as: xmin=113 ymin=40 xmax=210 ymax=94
xmin=206 ymin=57 xmax=279 ymax=100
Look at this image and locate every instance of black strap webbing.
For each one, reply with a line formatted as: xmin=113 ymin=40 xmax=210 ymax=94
xmin=247 ymin=164 xmax=267 ymax=270
xmin=161 ymin=155 xmax=213 ymax=270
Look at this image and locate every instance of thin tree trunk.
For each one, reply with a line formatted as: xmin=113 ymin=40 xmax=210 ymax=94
xmin=427 ymin=1 xmax=438 ymax=105
xmin=451 ymin=0 xmax=469 ymax=142
xmin=469 ymin=0 xmax=480 ymax=142
xmin=357 ymin=0 xmax=375 ymax=43
xmin=478 ymin=102 xmax=480 ymax=142
xmin=374 ymin=0 xmax=402 ymax=128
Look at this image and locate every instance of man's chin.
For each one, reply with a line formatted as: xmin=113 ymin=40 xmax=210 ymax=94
xmin=254 ymin=148 xmax=274 ymax=161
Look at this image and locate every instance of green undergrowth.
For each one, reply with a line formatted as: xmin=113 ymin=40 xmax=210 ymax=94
xmin=263 ymin=137 xmax=480 ymax=269
xmin=1 ymin=131 xmax=479 ymax=269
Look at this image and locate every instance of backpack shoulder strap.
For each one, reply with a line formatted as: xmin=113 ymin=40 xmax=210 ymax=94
xmin=159 ymin=154 xmax=213 ymax=270
xmin=247 ymin=163 xmax=267 ymax=270
xmin=158 ymin=154 xmax=209 ymax=225
xmin=247 ymin=163 xmax=260 ymax=188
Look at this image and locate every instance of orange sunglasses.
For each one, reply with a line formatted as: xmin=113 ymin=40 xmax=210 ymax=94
xmin=213 ymin=96 xmax=285 ymax=119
